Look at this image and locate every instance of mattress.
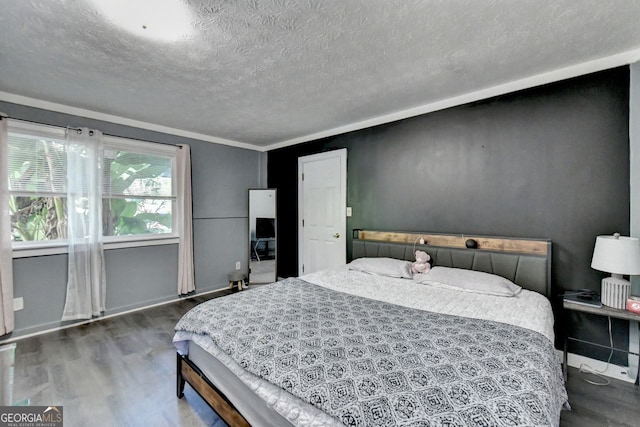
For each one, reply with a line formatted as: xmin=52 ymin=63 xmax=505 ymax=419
xmin=174 ymin=267 xmax=567 ymax=426
xmin=303 ymin=266 xmax=555 ymax=342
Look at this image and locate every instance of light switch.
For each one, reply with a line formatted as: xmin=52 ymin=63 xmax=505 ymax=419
xmin=346 ymin=207 xmax=352 ymax=217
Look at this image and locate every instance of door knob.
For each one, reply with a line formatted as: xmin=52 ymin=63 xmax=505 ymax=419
xmin=333 ymin=233 xmax=340 ymax=238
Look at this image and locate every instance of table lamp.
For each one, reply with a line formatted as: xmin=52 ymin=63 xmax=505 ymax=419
xmin=591 ymin=233 xmax=640 ymax=309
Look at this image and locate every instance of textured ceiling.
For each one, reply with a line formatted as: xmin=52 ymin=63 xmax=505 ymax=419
xmin=1 ymin=1 xmax=640 ymax=150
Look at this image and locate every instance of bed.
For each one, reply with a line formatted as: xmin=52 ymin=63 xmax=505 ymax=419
xmin=174 ymin=231 xmax=569 ymax=426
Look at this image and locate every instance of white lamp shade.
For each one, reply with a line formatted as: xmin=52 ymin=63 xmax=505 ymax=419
xmin=591 ymin=235 xmax=640 ymax=275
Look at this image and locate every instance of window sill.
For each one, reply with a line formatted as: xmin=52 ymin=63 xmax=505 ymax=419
xmin=12 ymin=237 xmax=179 ymax=258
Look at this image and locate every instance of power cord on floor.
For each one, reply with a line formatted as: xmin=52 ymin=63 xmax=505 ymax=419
xmin=578 ymin=315 xmax=613 ymax=386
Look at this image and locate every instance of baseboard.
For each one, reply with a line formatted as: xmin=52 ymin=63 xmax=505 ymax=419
xmin=560 ymin=350 xmax=637 ymax=383
xmin=0 ymin=284 xmax=229 ymax=344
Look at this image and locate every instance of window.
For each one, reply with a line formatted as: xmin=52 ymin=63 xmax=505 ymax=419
xmin=8 ymin=124 xmax=67 ymax=244
xmin=102 ymin=138 xmax=176 ymax=241
xmin=7 ymin=120 xmax=178 ymax=255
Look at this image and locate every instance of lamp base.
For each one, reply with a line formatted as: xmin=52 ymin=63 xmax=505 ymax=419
xmin=601 ymin=276 xmax=630 ymax=309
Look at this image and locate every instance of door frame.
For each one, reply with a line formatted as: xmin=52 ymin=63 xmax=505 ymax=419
xmin=297 ymin=149 xmax=347 ymax=276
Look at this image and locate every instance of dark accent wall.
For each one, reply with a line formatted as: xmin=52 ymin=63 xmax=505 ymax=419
xmin=268 ymin=67 xmax=631 ymax=361
xmin=1 ymin=101 xmax=265 ymax=339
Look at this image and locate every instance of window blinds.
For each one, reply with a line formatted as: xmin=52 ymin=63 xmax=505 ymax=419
xmin=7 ymin=133 xmax=67 ymax=195
xmin=102 ymin=147 xmax=174 ymax=198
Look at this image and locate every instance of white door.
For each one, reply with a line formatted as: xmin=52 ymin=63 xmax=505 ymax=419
xmin=298 ymin=149 xmax=347 ymax=275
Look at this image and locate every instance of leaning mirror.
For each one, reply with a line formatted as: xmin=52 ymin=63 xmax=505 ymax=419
xmin=248 ymin=189 xmax=276 ymax=284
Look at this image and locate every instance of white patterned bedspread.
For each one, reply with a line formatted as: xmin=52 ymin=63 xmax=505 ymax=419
xmin=174 ymin=267 xmax=564 ymax=426
xmin=302 ymin=266 xmax=556 ymax=343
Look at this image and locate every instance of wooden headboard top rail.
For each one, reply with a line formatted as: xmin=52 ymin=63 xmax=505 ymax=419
xmin=355 ymin=230 xmax=549 ymax=256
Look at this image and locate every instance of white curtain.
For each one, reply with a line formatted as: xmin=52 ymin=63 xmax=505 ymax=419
xmin=177 ymin=144 xmax=195 ymax=294
xmin=0 ymin=116 xmax=14 ymax=335
xmin=61 ymin=128 xmax=106 ymax=321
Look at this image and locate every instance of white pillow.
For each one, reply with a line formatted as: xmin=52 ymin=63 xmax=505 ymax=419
xmin=349 ymin=257 xmax=413 ymax=279
xmin=413 ymin=266 xmax=521 ymax=297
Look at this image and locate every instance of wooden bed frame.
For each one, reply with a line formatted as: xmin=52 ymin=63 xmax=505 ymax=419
xmin=176 ymin=230 xmax=552 ymax=426
xmin=177 ymin=352 xmax=250 ymax=426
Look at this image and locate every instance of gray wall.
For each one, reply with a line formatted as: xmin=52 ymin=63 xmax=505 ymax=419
xmin=269 ymin=67 xmax=631 ymax=361
xmin=1 ymin=101 xmax=265 ymax=338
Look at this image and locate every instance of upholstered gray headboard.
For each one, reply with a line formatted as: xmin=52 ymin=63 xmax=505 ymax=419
xmin=352 ymin=235 xmax=552 ymax=297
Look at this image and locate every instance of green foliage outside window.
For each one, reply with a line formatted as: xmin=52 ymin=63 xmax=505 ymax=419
xmin=103 ymin=150 xmax=173 ymax=237
xmin=8 ymin=136 xmax=67 ymax=242
xmin=8 ymin=133 xmax=174 ymax=243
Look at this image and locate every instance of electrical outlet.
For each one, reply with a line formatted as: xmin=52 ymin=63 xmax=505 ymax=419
xmin=235 ymin=261 xmax=241 ymax=270
xmin=13 ymin=297 xmax=23 ymax=311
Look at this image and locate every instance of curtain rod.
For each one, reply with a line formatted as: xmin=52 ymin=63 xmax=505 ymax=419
xmin=3 ymin=115 xmax=183 ymax=148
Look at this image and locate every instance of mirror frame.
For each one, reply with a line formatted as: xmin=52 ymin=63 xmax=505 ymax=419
xmin=248 ymin=188 xmax=277 ymax=284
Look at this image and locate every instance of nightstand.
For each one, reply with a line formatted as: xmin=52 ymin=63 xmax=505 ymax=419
xmin=562 ymin=300 xmax=640 ymax=384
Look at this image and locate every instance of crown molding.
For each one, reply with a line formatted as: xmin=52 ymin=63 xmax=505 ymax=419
xmin=0 ymin=91 xmax=264 ymax=151
xmin=265 ymin=48 xmax=640 ymax=151
xmin=3 ymin=47 xmax=640 ymax=153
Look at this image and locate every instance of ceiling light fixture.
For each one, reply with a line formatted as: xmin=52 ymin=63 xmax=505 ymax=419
xmin=88 ymin=0 xmax=193 ymax=43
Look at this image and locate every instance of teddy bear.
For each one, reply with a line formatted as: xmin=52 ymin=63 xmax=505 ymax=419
xmin=411 ymin=250 xmax=431 ymax=274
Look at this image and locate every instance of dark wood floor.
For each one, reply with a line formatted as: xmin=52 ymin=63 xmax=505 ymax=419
xmin=12 ymin=291 xmax=229 ymax=427
xmin=8 ymin=286 xmax=640 ymax=427
xmin=560 ymin=367 xmax=640 ymax=426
